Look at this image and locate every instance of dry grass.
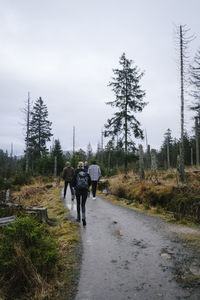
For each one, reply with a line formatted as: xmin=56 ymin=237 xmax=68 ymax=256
xmin=102 ymin=168 xmax=200 ymax=224
xmin=0 ymin=181 xmax=80 ymax=300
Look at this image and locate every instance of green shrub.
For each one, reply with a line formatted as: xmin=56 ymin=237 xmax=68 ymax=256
xmin=143 ymin=190 xmax=158 ymax=206
xmin=0 ymin=217 xmax=59 ymax=277
xmin=12 ymin=172 xmax=32 ymax=186
xmin=0 ymin=176 xmax=11 ymax=191
xmin=143 ymin=202 xmax=151 ymax=210
xmin=0 ymin=206 xmax=25 ymax=218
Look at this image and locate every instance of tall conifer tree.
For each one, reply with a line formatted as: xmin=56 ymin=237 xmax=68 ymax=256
xmin=104 ymin=53 xmax=147 ymax=174
xmin=29 ymin=97 xmax=52 ymax=159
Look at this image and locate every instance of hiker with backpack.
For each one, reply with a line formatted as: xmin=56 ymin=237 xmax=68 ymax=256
xmin=88 ymin=160 xmax=101 ymax=200
xmin=72 ymin=161 xmax=91 ymax=226
xmin=62 ymin=161 xmax=75 ymax=200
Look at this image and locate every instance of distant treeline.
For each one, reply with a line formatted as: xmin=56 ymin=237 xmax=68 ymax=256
xmin=0 ymin=126 xmax=198 ymax=190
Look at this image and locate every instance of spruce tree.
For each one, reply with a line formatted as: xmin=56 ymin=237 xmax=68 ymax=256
xmin=104 ymin=53 xmax=147 ymax=174
xmin=29 ymin=97 xmax=52 ymax=159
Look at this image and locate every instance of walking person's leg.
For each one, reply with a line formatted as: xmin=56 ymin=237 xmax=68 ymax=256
xmin=91 ymin=181 xmax=96 ymax=198
xmin=64 ymin=181 xmax=68 ymax=198
xmin=69 ymin=181 xmax=75 ymax=200
xmin=76 ymin=193 xmax=81 ymax=222
xmin=81 ymin=191 xmax=87 ymax=226
xmin=92 ymin=181 xmax=98 ymax=198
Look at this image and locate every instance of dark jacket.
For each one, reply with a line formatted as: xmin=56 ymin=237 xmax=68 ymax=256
xmin=84 ymin=164 xmax=89 ymax=172
xmin=62 ymin=166 xmax=75 ymax=182
xmin=72 ymin=167 xmax=91 ymax=190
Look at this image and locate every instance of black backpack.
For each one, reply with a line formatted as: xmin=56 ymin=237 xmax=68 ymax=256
xmin=76 ymin=171 xmax=89 ymax=191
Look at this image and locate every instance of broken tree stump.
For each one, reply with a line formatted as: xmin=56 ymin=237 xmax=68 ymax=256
xmin=26 ymin=206 xmax=48 ymax=222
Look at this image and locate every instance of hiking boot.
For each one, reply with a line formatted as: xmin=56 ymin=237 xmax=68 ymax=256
xmin=76 ymin=217 xmax=80 ymax=222
xmin=82 ymin=219 xmax=86 ymax=226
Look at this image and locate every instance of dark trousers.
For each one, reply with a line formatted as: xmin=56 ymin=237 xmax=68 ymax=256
xmin=76 ymin=190 xmax=88 ymax=220
xmin=64 ymin=181 xmax=74 ymax=197
xmin=91 ymin=181 xmax=98 ymax=197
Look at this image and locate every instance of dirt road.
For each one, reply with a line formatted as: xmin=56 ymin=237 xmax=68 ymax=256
xmin=64 ymin=191 xmax=200 ymax=300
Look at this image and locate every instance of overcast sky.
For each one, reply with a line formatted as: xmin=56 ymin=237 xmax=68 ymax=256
xmin=0 ymin=0 xmax=200 ymax=156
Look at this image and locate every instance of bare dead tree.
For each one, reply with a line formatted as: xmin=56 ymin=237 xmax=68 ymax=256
xmin=191 ymin=147 xmax=193 ymax=166
xmin=20 ymin=92 xmax=31 ymax=172
xmin=73 ymin=126 xmax=75 ymax=154
xmin=175 ymin=25 xmax=194 ymax=182
xmin=195 ymin=116 xmax=199 ymax=166
xmin=101 ymin=129 xmax=104 ymax=164
xmin=54 ymin=155 xmax=57 ymax=177
xmin=166 ymin=138 xmax=170 ymax=169
xmin=150 ymin=149 xmax=158 ymax=184
xmin=139 ymin=144 xmax=145 ymax=180
xmin=25 ymin=92 xmax=31 ymax=172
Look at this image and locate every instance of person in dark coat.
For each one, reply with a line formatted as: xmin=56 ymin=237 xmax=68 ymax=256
xmin=62 ymin=161 xmax=75 ymax=200
xmin=72 ymin=161 xmax=91 ymax=226
xmin=84 ymin=161 xmax=89 ymax=172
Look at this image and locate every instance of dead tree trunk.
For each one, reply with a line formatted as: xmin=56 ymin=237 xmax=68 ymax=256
xmin=139 ymin=144 xmax=145 ymax=180
xmin=167 ymin=138 xmax=170 ymax=169
xmin=179 ymin=25 xmax=185 ymax=182
xmin=191 ymin=147 xmax=193 ymax=166
xmin=195 ymin=116 xmax=199 ymax=166
xmin=54 ymin=155 xmax=57 ymax=177
xmin=25 ymin=92 xmax=30 ymax=172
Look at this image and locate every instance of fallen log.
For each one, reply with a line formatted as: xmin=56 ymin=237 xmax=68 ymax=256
xmin=0 ymin=216 xmax=16 ymax=227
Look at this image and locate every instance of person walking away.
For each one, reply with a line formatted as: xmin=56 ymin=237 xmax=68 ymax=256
xmin=88 ymin=160 xmax=101 ymax=200
xmin=84 ymin=161 xmax=90 ymax=197
xmin=62 ymin=161 xmax=75 ymax=200
xmin=84 ymin=161 xmax=89 ymax=172
xmin=72 ymin=161 xmax=91 ymax=226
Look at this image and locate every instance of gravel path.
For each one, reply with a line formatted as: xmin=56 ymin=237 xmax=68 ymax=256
xmin=63 ymin=190 xmax=200 ymax=300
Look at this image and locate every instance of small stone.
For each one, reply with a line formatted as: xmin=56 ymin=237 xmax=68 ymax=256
xmin=190 ymin=266 xmax=200 ymax=276
xmin=161 ymin=253 xmax=171 ymax=260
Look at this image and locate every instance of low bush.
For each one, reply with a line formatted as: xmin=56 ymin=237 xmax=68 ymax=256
xmin=0 ymin=216 xmax=59 ymax=298
xmin=12 ymin=172 xmax=32 ymax=186
xmin=0 ymin=176 xmax=11 ymax=191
